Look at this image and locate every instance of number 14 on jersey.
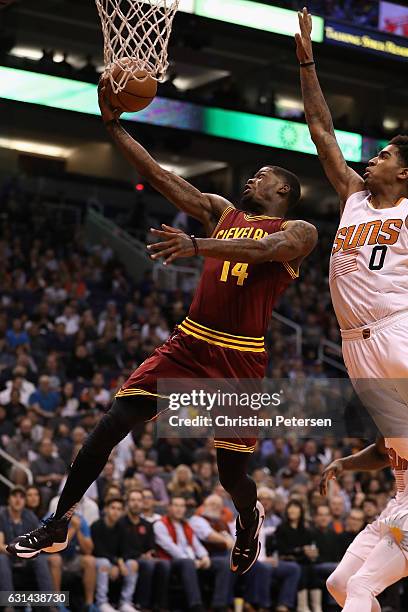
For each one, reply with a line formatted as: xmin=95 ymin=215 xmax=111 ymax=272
xmin=220 ymin=261 xmax=249 ymax=286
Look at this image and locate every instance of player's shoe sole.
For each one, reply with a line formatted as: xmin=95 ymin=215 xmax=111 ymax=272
xmin=6 ymin=514 xmax=69 ymax=559
xmin=230 ymin=500 xmax=265 ymax=575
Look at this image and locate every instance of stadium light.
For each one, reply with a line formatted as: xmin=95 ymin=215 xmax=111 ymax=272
xmin=0 ymin=66 xmax=379 ymax=163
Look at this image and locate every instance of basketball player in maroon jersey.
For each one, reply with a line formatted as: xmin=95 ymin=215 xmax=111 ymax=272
xmin=7 ymin=82 xmax=317 ymax=575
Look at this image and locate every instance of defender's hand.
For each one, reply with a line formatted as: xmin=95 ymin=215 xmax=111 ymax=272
xmin=295 ymin=7 xmax=314 ymax=64
xmin=148 ymin=224 xmax=196 ymax=264
xmin=320 ymin=459 xmax=344 ymax=496
xmin=98 ymin=76 xmax=122 ymax=124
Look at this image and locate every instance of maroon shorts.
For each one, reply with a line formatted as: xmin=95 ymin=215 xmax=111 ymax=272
xmin=116 ymin=326 xmax=268 ymax=453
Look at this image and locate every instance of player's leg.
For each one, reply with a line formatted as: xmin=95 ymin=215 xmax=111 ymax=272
xmin=217 ymin=447 xmax=264 ymax=575
xmin=7 ymin=395 xmax=156 ymax=558
xmin=342 ymin=534 xmax=408 ymax=612
xmin=327 ymin=520 xmax=384 ymax=611
xmin=55 ymin=395 xmax=155 ymax=519
xmin=326 ymin=552 xmax=374 ymax=610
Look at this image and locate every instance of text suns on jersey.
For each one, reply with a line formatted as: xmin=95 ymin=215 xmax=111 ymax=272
xmin=332 ymin=217 xmax=406 ymax=254
xmin=331 ymin=216 xmax=407 ymax=275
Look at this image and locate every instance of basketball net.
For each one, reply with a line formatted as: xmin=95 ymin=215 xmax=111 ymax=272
xmin=95 ymin=0 xmax=180 ymax=93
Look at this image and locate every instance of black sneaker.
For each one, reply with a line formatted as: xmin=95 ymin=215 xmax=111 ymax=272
xmin=6 ymin=514 xmax=69 ymax=559
xmin=230 ymin=500 xmax=265 ymax=575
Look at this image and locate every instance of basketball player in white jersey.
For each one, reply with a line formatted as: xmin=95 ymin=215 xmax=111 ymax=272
xmin=296 ymin=7 xmax=408 ymax=611
xmin=321 ymin=438 xmax=408 ymax=612
xmin=296 ymin=8 xmax=408 ymax=456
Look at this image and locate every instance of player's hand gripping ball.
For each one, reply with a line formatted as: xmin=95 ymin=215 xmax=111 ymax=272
xmin=106 ymin=60 xmax=157 ymax=114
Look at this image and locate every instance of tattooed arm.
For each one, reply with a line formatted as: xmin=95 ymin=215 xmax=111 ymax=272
xmin=98 ymin=81 xmax=232 ymax=236
xmin=148 ymin=221 xmax=318 ymax=265
xmin=296 ymin=8 xmax=364 ymax=213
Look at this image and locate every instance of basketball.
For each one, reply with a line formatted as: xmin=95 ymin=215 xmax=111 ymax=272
xmin=107 ymin=62 xmax=157 ymax=113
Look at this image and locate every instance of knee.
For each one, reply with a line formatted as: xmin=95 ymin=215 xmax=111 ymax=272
xmin=326 ymin=570 xmax=346 ymax=599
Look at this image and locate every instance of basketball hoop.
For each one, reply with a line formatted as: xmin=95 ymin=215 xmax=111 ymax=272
xmin=95 ymin=0 xmax=180 ymax=93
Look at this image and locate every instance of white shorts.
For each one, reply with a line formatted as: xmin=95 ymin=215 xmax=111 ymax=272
xmin=347 ymin=497 xmax=408 ymax=560
xmin=342 ymin=309 xmax=408 ymax=457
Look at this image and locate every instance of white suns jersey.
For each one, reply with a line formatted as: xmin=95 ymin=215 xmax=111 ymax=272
xmin=386 ymin=444 xmax=408 ymax=498
xmin=329 ymin=190 xmax=408 ymax=330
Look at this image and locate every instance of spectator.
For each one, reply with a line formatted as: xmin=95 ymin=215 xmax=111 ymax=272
xmin=138 ymin=431 xmax=158 ymax=462
xmin=0 ymin=368 xmax=36 ymax=406
xmin=0 ymin=486 xmax=54 ymax=594
xmin=245 ymin=517 xmax=301 ymax=612
xmin=7 ymin=416 xmax=39 ymax=469
xmin=135 ymin=459 xmax=169 ymax=507
xmin=66 ymin=345 xmax=95 ymax=382
xmin=29 ymin=375 xmax=61 ymax=421
xmin=310 ymin=504 xmax=341 ymax=610
xmin=31 ymin=438 xmax=65 ymax=504
xmin=47 ymin=322 xmax=72 ymax=355
xmin=118 ymin=489 xmax=169 ymax=610
xmin=54 ymin=421 xmax=74 ymax=467
xmin=60 ymin=382 xmax=80 ymax=421
xmin=6 ymin=318 xmax=30 ymax=349
xmin=88 ymin=372 xmax=111 ymax=408
xmin=189 ymin=494 xmax=235 ymax=611
xmin=3 ymin=387 xmax=26 ymax=424
xmin=91 ymin=497 xmax=139 ymax=612
xmin=195 ymin=461 xmax=217 ymax=497
xmin=25 ymin=485 xmax=46 ymax=519
xmin=141 ymin=488 xmax=161 ymax=524
xmin=300 ymin=440 xmax=322 ymax=475
xmin=167 ymin=464 xmax=202 ymax=512
xmin=48 ymin=512 xmax=96 ymax=612
xmin=158 ymin=437 xmax=194 ymax=469
xmin=56 ymin=305 xmax=80 ymax=336
xmin=275 ymin=500 xmax=318 ymax=612
xmin=154 ymin=496 xmax=210 ymax=611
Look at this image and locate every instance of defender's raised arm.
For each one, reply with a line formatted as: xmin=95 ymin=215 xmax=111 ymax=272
xmin=296 ymin=8 xmax=363 ymax=211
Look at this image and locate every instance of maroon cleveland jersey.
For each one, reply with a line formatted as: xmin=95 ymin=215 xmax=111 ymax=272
xmin=180 ymin=206 xmax=298 ymax=350
xmin=117 ymin=205 xmax=298 ymax=452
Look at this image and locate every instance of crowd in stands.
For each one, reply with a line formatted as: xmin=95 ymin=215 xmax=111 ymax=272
xmin=0 ymin=176 xmax=403 ymax=611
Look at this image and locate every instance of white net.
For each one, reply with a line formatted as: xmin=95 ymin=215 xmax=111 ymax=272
xmin=95 ymin=0 xmax=180 ymax=92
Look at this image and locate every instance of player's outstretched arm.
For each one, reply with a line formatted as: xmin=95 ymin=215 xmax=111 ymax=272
xmin=320 ymin=437 xmax=390 ymax=496
xmin=148 ymin=220 xmax=317 ymax=265
xmin=296 ymin=8 xmax=364 ymax=212
xmin=98 ymin=81 xmax=231 ymax=236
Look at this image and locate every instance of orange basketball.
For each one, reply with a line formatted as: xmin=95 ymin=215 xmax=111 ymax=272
xmin=108 ymin=62 xmax=157 ymax=113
